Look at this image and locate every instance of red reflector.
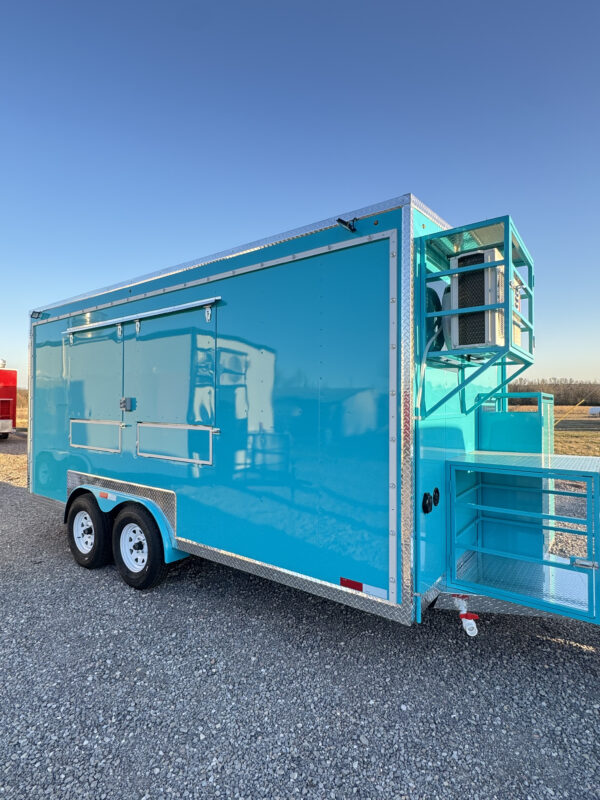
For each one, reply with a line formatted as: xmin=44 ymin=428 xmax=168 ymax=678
xmin=340 ymin=577 xmax=363 ymax=592
xmin=99 ymin=492 xmax=108 ymax=499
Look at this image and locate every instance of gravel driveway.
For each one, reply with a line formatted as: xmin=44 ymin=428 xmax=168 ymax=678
xmin=1 ymin=434 xmax=599 ymax=799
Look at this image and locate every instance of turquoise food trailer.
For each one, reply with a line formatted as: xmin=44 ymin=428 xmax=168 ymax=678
xmin=29 ymin=194 xmax=600 ymax=634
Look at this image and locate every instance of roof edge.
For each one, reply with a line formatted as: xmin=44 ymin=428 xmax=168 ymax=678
xmin=33 ymin=193 xmax=449 ymax=317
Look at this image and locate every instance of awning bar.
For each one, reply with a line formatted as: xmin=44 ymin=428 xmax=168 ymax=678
xmin=65 ymin=296 xmax=221 ymax=334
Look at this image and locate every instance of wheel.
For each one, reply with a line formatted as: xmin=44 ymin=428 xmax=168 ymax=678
xmin=112 ymin=505 xmax=167 ymax=590
xmin=0 ymin=433 xmax=8 ymax=439
xmin=66 ymin=494 xmax=111 ymax=569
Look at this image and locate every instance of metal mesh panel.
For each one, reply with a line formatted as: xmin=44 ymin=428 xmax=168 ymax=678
xmin=457 ymin=270 xmax=486 ymax=345
xmin=67 ymin=471 xmax=177 ymax=533
xmin=459 ymin=310 xmax=486 ymax=345
xmin=456 ymin=552 xmax=590 ymax=612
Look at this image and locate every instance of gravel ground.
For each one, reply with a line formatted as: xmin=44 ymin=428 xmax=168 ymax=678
xmin=0 ymin=432 xmax=28 ymax=487
xmin=1 ymin=435 xmax=599 ymax=799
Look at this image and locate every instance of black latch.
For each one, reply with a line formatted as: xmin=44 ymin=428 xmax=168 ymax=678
xmin=422 ymin=492 xmax=433 ymax=514
xmin=336 ymin=217 xmax=358 ymax=233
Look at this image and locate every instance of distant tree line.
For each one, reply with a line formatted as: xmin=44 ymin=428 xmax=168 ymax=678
xmin=509 ymin=378 xmax=600 ymax=405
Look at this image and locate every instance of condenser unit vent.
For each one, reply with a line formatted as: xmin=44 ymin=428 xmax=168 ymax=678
xmin=449 ymin=248 xmax=507 ymax=349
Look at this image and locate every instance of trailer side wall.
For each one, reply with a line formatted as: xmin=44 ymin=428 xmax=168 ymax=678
xmin=31 ymin=211 xmax=403 ymax=602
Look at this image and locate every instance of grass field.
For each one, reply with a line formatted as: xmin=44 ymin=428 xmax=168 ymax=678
xmin=509 ymin=404 xmax=600 ymax=456
xmin=555 ymin=430 xmax=600 ymax=456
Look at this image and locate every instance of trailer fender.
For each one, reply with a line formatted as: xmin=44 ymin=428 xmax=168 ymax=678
xmin=64 ymin=485 xmax=188 ymax=564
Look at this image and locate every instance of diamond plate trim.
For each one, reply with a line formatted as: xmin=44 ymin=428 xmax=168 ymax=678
xmin=410 ymin=195 xmax=452 ymax=231
xmin=175 ymin=537 xmax=414 ymax=623
xmin=66 ymin=471 xmax=177 ymax=533
xmin=398 ymin=204 xmax=415 ymax=624
xmin=388 ymin=230 xmax=399 ymax=604
xmin=420 ymin=582 xmax=443 ymax=612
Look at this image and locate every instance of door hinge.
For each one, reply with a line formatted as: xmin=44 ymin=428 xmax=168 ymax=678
xmin=205 ymin=305 xmax=212 ymax=323
xmin=571 ymin=557 xmax=599 ymax=570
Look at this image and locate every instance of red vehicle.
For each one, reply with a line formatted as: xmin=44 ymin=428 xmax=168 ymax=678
xmin=0 ymin=366 xmax=17 ymax=439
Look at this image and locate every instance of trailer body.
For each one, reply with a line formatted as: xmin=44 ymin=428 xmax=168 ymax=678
xmin=29 ymin=195 xmax=600 ymax=627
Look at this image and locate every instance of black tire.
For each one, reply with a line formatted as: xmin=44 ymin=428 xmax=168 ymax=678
xmin=112 ymin=505 xmax=167 ymax=590
xmin=0 ymin=433 xmax=8 ymax=440
xmin=66 ymin=494 xmax=111 ymax=569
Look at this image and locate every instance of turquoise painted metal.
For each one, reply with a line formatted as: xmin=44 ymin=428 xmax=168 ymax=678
xmin=29 ymin=194 xmax=600 ymax=628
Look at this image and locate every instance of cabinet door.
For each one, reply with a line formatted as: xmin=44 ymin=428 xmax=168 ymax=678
xmin=123 ymin=306 xmax=217 ymax=465
xmin=68 ymin=327 xmax=123 ymax=452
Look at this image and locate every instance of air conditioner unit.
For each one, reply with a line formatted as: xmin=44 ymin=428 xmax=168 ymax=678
xmin=444 ymin=248 xmax=522 ymax=350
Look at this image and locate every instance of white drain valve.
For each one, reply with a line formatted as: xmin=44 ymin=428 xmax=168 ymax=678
xmin=452 ymin=594 xmax=479 ymax=637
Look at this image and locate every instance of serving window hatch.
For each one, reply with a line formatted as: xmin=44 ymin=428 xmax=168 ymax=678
xmin=66 ymin=297 xmax=221 ymax=463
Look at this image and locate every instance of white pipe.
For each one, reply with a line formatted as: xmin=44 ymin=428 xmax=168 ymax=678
xmin=415 ymin=325 xmax=441 ymax=418
xmin=452 ymin=595 xmax=479 ymax=637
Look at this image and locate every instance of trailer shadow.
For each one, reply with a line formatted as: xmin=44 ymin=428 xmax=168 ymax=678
xmin=166 ymin=545 xmax=600 ymax=660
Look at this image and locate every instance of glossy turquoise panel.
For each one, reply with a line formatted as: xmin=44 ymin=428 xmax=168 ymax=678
xmin=478 ymin=410 xmax=542 ymax=453
xmin=70 ymin=420 xmax=121 ymax=452
xmin=414 ymin=364 xmax=500 ymax=599
xmin=69 ymin=328 xmax=122 ymax=421
xmin=412 ymin=207 xmax=500 ymax=601
xmin=31 ymin=320 xmax=72 ymax=496
xmin=31 ymin=224 xmax=395 ymax=601
xmin=171 ymin=240 xmax=391 ymax=591
xmin=123 ymin=308 xmax=216 ymax=426
xmin=137 ymin=423 xmax=211 ymax=463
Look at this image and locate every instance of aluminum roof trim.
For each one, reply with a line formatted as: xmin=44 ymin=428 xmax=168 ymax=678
xmin=33 ymin=193 xmax=450 ymax=316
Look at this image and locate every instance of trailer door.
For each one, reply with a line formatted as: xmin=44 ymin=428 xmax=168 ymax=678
xmin=121 ymin=302 xmax=217 ymax=466
xmin=68 ymin=326 xmax=124 ymax=453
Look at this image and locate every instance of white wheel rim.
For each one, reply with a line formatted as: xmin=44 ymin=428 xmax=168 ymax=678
xmin=73 ymin=511 xmax=95 ymax=554
xmin=120 ymin=523 xmax=148 ymax=573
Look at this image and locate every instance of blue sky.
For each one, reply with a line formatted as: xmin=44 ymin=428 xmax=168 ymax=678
xmin=1 ymin=0 xmax=598 ymax=385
